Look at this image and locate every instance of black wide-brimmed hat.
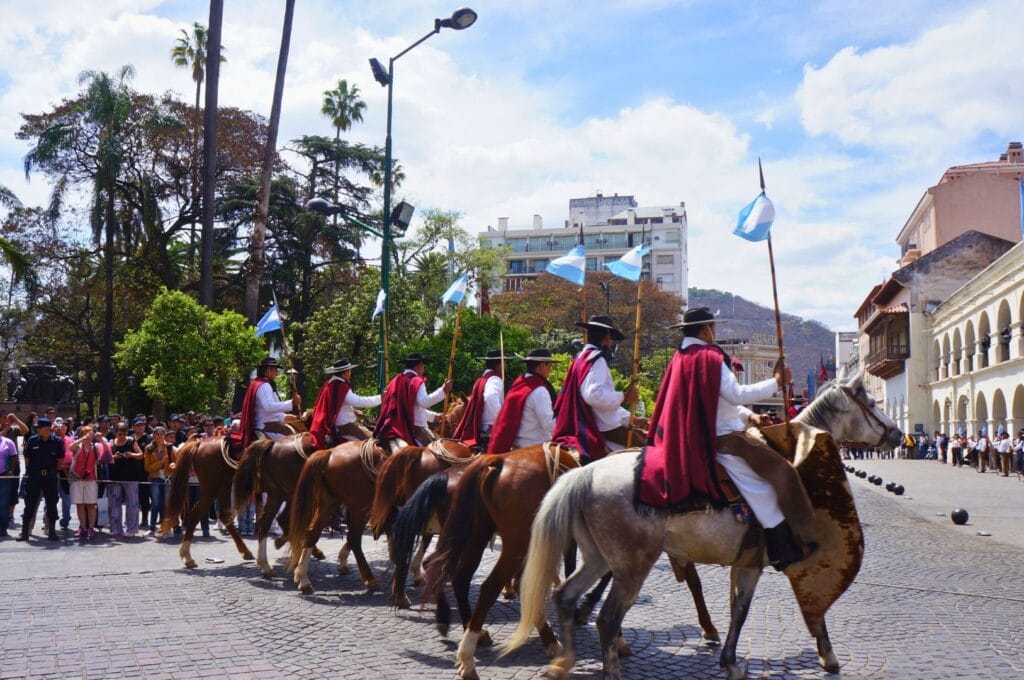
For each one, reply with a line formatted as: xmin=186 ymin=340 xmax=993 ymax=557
xmin=477 ymin=348 xmax=514 ymax=361
xmin=258 ymin=356 xmax=282 ymax=369
xmin=517 ymin=348 xmax=555 ymax=363
xmin=574 ymin=315 xmax=625 ymax=342
xmin=325 ymin=357 xmax=357 ymax=374
xmin=669 ymin=306 xmax=729 ymax=329
xmin=402 ymin=352 xmax=429 ymax=365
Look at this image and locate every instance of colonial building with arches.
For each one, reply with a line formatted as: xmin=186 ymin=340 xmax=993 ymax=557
xmin=928 ymin=242 xmax=1024 ymax=437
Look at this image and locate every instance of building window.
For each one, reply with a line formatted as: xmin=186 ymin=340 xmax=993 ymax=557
xmin=586 ymin=257 xmax=600 ymax=272
xmin=508 ymin=260 xmax=525 ymax=274
xmin=530 ymin=259 xmax=549 ymax=273
xmin=664 ymin=230 xmax=680 ymax=243
xmin=656 ymin=254 xmax=674 ymax=265
xmin=657 ymin=274 xmax=674 ymax=285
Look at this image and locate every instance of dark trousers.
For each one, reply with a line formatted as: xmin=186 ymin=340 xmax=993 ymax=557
xmin=951 ymin=448 xmax=963 ymax=467
xmin=139 ymin=481 xmax=151 ymax=523
xmin=0 ymin=478 xmax=11 ymax=531
xmin=22 ymin=471 xmax=58 ymax=529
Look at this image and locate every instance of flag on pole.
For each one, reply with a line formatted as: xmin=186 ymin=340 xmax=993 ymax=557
xmin=733 ymin=192 xmax=775 ymax=242
xmin=604 ymin=242 xmax=651 ymax=282
xmin=255 ymin=304 xmax=281 ymax=336
xmin=372 ymin=289 xmax=386 ymax=320
xmin=546 ymin=244 xmax=586 ymax=286
xmin=441 ymin=273 xmax=468 ymax=306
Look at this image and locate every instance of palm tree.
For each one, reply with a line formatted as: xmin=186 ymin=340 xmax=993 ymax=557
xmin=171 ymin=21 xmax=226 ymax=273
xmin=321 ymin=80 xmax=367 ymax=240
xmin=200 ymin=1 xmax=224 ymax=308
xmin=0 ymin=186 xmax=32 ymax=290
xmin=25 ymin=66 xmax=136 ymax=413
xmin=244 ymin=0 xmax=295 ymax=323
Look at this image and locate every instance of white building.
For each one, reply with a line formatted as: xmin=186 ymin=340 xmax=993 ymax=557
xmin=835 ymin=331 xmax=858 ymax=378
xmin=480 ymin=193 xmax=688 ymax=299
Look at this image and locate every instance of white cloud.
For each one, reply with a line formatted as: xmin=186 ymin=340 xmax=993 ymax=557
xmin=796 ymin=0 xmax=1024 ymax=154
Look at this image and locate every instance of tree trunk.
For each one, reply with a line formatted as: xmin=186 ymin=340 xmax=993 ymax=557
xmin=99 ymin=187 xmax=116 ymax=414
xmin=189 ymin=78 xmax=201 ymax=274
xmin=244 ymin=0 xmax=295 ymax=323
xmin=199 ymin=0 xmax=224 ymax=309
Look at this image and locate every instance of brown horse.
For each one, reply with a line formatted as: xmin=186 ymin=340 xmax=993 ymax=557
xmin=286 ymin=439 xmax=390 ymax=594
xmin=160 ymin=437 xmax=254 ymax=568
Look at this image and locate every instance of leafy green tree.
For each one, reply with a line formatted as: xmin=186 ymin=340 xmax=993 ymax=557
xmin=116 ymin=288 xmax=262 ymax=412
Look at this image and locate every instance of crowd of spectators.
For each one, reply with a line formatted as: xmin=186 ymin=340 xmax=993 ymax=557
xmin=842 ymin=428 xmax=1024 ymax=477
xmin=0 ymin=408 xmax=265 ymax=542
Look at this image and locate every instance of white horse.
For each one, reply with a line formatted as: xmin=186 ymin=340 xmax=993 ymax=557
xmin=500 ymin=371 xmax=901 ymax=679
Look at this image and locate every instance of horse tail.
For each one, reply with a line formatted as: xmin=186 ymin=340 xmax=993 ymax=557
xmin=498 ymin=465 xmax=593 ymax=657
xmin=160 ymin=439 xmax=197 ymax=534
xmin=369 ymin=446 xmax=420 ymax=538
xmin=232 ymin=439 xmax=272 ymax=516
xmin=285 ymin=449 xmax=332 ymax=573
xmin=423 ymin=455 xmax=501 ymax=601
xmin=391 ymin=472 xmax=450 ymax=591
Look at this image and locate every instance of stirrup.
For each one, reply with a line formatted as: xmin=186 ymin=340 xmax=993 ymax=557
xmin=770 ymin=541 xmax=818 ymax=572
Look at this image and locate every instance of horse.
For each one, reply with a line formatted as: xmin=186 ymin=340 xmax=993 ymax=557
xmin=160 ymin=437 xmax=254 ymax=568
xmin=499 ymin=372 xmax=903 ymax=680
xmin=368 ymin=437 xmax=476 ymax=603
xmin=432 ymin=395 xmax=466 ymax=438
xmin=285 ymin=438 xmax=391 ymax=594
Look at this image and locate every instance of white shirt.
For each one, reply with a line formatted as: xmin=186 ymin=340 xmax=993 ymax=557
xmin=513 ymin=374 xmax=556 ymax=449
xmin=996 ymin=438 xmax=1012 ymax=454
xmin=481 ymin=374 xmax=504 ymax=429
xmin=254 ymin=381 xmax=292 ymax=428
xmin=680 ymin=338 xmax=779 ymax=436
xmin=405 ymin=369 xmax=446 ymax=427
xmin=329 ymin=377 xmax=382 ymax=427
xmin=578 ymin=344 xmax=630 ymax=431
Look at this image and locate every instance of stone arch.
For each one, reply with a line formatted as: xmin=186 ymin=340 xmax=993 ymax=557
xmin=956 ymin=394 xmax=969 ymax=434
xmin=975 ymin=391 xmax=988 ymax=435
xmin=932 ymin=338 xmax=942 ymax=380
xmin=941 ymin=333 xmax=951 ymax=377
xmin=951 ymin=328 xmax=963 ymax=376
xmin=1013 ymin=385 xmax=1024 ymax=431
xmin=978 ymin=311 xmax=991 ymax=368
xmin=992 ymin=388 xmax=1008 ymax=435
xmin=943 ymin=396 xmax=952 ymax=427
xmin=932 ymin=400 xmax=941 ymax=432
xmin=964 ymin=320 xmax=977 ymax=372
xmin=996 ymin=299 xmax=1012 ymax=363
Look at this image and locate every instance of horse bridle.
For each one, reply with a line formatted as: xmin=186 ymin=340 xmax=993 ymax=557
xmin=840 ymin=385 xmax=899 ymax=447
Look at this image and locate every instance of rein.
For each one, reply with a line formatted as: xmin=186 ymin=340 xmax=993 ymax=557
xmin=359 ymin=438 xmax=385 ymax=480
xmin=840 ymin=385 xmax=898 ymax=447
xmin=427 ymin=439 xmax=478 ymax=466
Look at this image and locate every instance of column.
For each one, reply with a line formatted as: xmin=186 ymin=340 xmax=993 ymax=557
xmin=1012 ymin=325 xmax=1024 ymax=361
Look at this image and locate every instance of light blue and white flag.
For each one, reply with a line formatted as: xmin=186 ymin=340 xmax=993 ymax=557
xmin=255 ymin=304 xmax=281 ymax=336
xmin=372 ymin=289 xmax=386 ymax=320
xmin=734 ymin=192 xmax=775 ymax=242
xmin=604 ymin=242 xmax=651 ymax=282
xmin=441 ymin=273 xmax=468 ymax=306
xmin=546 ymin=244 xmax=586 ymax=286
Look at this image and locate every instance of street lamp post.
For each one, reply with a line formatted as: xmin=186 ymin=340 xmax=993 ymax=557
xmin=368 ymin=6 xmax=477 ymax=391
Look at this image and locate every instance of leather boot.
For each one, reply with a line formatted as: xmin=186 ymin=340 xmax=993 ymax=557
xmin=47 ymin=519 xmax=59 ymax=541
xmin=15 ymin=526 xmax=30 ymax=542
xmin=764 ymin=521 xmax=816 ymax=572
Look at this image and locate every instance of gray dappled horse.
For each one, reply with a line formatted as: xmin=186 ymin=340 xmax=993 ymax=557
xmin=500 ymin=371 xmax=901 ymax=680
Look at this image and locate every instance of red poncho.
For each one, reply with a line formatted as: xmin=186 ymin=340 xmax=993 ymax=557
xmin=373 ymin=371 xmax=425 ymax=444
xmin=239 ymin=377 xmax=271 ymax=450
xmin=452 ymin=370 xmax=498 ymax=448
xmin=488 ymin=373 xmax=550 ymax=454
xmin=551 ymin=348 xmax=606 ymax=461
xmin=308 ymin=378 xmax=351 ymax=449
xmin=637 ymin=343 xmax=727 ymax=509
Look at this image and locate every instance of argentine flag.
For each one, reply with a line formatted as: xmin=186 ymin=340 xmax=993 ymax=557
xmin=441 ymin=273 xmax=468 ymax=306
xmin=546 ymin=244 xmax=586 ymax=286
xmin=734 ymin=192 xmax=775 ymax=242
xmin=604 ymin=243 xmax=651 ymax=282
xmin=371 ymin=289 xmax=387 ymax=320
xmin=255 ymin=304 xmax=281 ymax=337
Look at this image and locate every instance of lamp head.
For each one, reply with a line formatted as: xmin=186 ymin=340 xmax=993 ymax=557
xmin=390 ymin=201 xmax=415 ymax=237
xmin=369 ymin=58 xmax=391 ymax=87
xmin=437 ymin=7 xmax=477 ymax=30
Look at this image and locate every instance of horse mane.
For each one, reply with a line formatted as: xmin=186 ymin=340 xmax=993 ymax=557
xmin=793 ymin=378 xmax=851 ymax=432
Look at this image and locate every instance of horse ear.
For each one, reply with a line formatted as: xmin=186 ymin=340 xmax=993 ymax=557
xmin=847 ymin=370 xmax=864 ymax=389
xmin=836 ymin=364 xmax=849 ymax=382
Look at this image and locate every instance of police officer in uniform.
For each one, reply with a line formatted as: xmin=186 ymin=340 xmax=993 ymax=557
xmin=17 ymin=417 xmax=64 ymax=542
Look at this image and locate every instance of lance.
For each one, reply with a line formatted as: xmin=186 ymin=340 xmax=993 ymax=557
xmin=625 ymin=226 xmax=647 ymax=448
xmin=442 ymin=298 xmax=465 ymax=416
xmin=759 ymin=158 xmax=793 ymax=424
xmin=270 ymin=289 xmax=300 ymax=401
xmin=578 ymin=221 xmax=588 ymax=340
xmin=499 ymin=329 xmax=506 ymax=383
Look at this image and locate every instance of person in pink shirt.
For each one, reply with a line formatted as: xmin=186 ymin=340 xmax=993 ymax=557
xmin=69 ymin=426 xmax=110 ymax=539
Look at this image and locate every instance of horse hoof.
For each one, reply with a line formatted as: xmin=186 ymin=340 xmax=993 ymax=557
xmin=365 ymin=578 xmax=380 ymax=591
xmin=723 ymin=663 xmax=746 ymax=680
xmin=477 ymin=629 xmax=493 ymax=647
xmin=615 ymin=637 xmax=632 ymax=658
xmin=274 ymin=536 xmax=287 ymax=550
xmin=545 ymin=641 xmax=563 ymax=659
xmin=702 ymin=629 xmax=721 ymax=645
xmin=337 ymin=564 xmax=351 ymax=575
xmin=573 ymin=607 xmax=590 ymax=626
xmin=502 ymin=585 xmax=516 ymax=600
xmin=260 ymin=568 xmax=275 ymax=579
xmin=299 ymin=584 xmax=315 ymax=595
xmin=184 ymin=560 xmax=198 ymax=569
xmin=394 ymin=594 xmax=411 ymax=609
xmin=241 ymin=551 xmax=255 ymax=561
xmin=437 ymin=624 xmax=450 ymax=637
xmin=412 ymin=575 xmax=425 ymax=586
xmin=820 ymin=652 xmax=840 ymax=674
xmin=545 ymin=665 xmax=570 ymax=680
xmin=312 ymin=547 xmax=326 ymax=560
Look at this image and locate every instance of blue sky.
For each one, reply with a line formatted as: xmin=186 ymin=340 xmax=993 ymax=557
xmin=0 ymin=0 xmax=1020 ymax=330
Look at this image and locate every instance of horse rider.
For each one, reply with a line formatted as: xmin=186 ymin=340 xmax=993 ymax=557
xmin=308 ymin=358 xmax=381 ymax=448
xmin=17 ymin=417 xmax=64 ymax=542
xmin=551 ymin=315 xmax=639 ymax=461
xmin=488 ymin=348 xmax=558 ymax=453
xmin=451 ymin=349 xmax=507 ymax=450
xmin=636 ymin=306 xmax=817 ymax=571
xmin=239 ymin=357 xmax=301 ymax=450
xmin=373 ymin=353 xmax=452 ymax=452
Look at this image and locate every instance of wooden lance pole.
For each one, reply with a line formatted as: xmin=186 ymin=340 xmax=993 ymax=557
xmin=442 ymin=299 xmax=464 ymax=416
xmin=270 ymin=290 xmax=300 ymax=401
xmin=759 ymin=158 xmax=792 ymax=424
xmin=625 ymin=226 xmax=647 ymax=448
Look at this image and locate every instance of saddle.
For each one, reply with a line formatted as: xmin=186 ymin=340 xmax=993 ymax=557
xmin=427 ymin=438 xmax=478 ymax=466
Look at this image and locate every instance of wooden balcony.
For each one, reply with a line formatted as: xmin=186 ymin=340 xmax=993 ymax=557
xmin=866 ymin=344 xmax=909 ymax=380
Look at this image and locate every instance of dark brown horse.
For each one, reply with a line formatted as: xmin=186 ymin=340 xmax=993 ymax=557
xmin=160 ymin=437 xmax=254 ymax=568
xmin=286 ymin=439 xmax=390 ymax=594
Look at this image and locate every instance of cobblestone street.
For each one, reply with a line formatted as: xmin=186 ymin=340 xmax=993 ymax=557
xmin=3 ymin=481 xmax=1024 ymax=679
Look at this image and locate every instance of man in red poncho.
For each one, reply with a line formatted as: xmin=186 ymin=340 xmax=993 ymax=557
xmin=308 ymin=358 xmax=381 ymax=449
xmin=238 ymin=357 xmax=300 ymax=451
xmin=373 ymin=353 xmax=451 ymax=452
xmin=488 ymin=348 xmax=557 ymax=453
xmin=636 ymin=306 xmax=817 ymax=572
xmin=551 ymin=315 xmax=638 ymax=461
xmin=451 ymin=349 xmax=506 ymax=450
